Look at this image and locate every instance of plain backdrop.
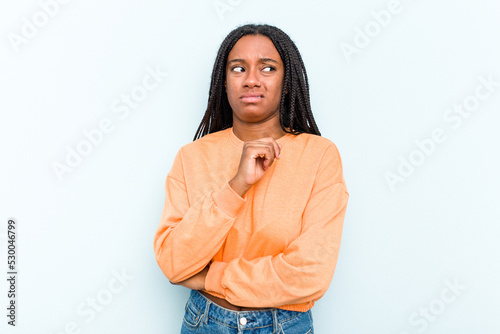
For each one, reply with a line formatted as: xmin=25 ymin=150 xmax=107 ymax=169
xmin=1 ymin=0 xmax=499 ymax=333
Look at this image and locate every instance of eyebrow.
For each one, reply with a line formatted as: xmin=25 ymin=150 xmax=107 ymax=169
xmin=227 ymin=58 xmax=279 ymax=65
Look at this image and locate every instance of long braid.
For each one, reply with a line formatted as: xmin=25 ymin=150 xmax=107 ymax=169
xmin=193 ymin=24 xmax=322 ymax=141
xmin=291 ymin=41 xmax=321 ymax=135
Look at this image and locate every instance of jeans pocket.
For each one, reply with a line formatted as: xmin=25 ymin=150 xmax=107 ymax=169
xmin=279 ymin=310 xmax=313 ymax=334
xmin=182 ymin=298 xmax=203 ymax=329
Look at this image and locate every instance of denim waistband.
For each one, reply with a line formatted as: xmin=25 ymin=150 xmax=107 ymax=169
xmin=189 ymin=289 xmax=307 ymax=331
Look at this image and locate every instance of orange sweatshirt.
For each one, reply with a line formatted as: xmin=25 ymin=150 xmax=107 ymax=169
xmin=154 ymin=127 xmax=349 ymax=312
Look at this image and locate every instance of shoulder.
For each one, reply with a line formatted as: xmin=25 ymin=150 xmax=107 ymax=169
xmin=292 ymin=132 xmax=342 ymax=157
xmin=295 ymin=133 xmax=346 ymax=187
xmin=167 ymin=129 xmax=230 ymax=178
xmin=291 ymin=133 xmax=345 ymax=179
xmin=179 ymin=128 xmax=230 ymax=154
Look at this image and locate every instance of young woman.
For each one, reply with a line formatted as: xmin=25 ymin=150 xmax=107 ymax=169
xmin=154 ymin=23 xmax=349 ymax=333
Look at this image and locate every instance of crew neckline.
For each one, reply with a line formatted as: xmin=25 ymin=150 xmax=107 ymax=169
xmin=227 ymin=127 xmax=294 ymax=150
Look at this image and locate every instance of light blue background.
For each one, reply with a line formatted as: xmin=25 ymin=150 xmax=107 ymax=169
xmin=1 ymin=0 xmax=499 ymax=333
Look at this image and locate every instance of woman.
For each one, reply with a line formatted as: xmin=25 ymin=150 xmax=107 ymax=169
xmin=154 ymin=23 xmax=349 ymax=333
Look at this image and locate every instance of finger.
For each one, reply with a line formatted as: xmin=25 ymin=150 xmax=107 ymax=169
xmin=252 ymin=137 xmax=281 ymax=160
xmin=251 ymin=146 xmax=273 ymax=170
xmin=274 ymin=141 xmax=281 ymax=159
xmin=264 ymin=146 xmax=275 ymax=170
xmin=262 ymin=137 xmax=281 ymax=160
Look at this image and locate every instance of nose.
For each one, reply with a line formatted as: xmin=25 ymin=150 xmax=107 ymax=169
xmin=244 ymin=68 xmax=260 ymax=87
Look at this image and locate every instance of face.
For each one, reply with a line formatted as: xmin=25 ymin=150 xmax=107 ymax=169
xmin=225 ymin=34 xmax=284 ymax=125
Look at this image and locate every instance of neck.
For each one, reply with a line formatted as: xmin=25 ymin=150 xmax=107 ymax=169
xmin=232 ymin=113 xmax=287 ymax=141
xmin=232 ymin=123 xmax=287 ymax=142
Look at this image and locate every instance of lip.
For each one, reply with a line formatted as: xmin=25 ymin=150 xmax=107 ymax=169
xmin=240 ymin=93 xmax=264 ymax=103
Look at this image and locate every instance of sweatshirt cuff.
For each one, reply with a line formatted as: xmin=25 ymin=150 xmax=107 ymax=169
xmin=205 ymin=261 xmax=228 ymax=296
xmin=211 ymin=181 xmax=246 ymax=217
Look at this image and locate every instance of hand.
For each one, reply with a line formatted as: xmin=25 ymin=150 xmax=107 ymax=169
xmin=169 ymin=264 xmax=209 ymax=290
xmin=229 ymin=137 xmax=282 ymax=197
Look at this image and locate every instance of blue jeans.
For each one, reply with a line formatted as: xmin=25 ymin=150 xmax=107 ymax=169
xmin=180 ymin=289 xmax=314 ymax=333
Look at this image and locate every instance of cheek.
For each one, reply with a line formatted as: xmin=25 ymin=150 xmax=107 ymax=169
xmin=269 ymin=81 xmax=283 ymax=103
xmin=226 ymin=86 xmax=238 ymax=106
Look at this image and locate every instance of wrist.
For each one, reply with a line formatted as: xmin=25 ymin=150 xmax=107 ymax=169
xmin=228 ymin=177 xmax=251 ymax=198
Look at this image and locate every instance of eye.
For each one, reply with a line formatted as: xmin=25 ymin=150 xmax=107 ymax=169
xmin=262 ymin=66 xmax=276 ymax=72
xmin=231 ymin=66 xmax=244 ymax=73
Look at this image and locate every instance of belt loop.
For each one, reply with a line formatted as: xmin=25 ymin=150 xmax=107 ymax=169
xmin=272 ymin=309 xmax=279 ymax=333
xmin=203 ymin=296 xmax=211 ymax=325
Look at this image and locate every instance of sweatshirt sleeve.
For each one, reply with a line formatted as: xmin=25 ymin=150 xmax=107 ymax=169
xmin=153 ymin=148 xmax=247 ymax=283
xmin=204 ymin=143 xmax=349 ymax=308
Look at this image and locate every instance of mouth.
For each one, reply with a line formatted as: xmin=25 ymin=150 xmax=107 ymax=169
xmin=241 ymin=94 xmax=264 ymax=103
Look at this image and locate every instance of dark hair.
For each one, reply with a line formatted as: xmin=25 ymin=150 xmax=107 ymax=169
xmin=193 ymin=23 xmax=321 ymax=141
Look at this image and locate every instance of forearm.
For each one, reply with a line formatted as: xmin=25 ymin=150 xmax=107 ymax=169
xmin=228 ymin=177 xmax=252 ymax=198
xmin=169 ymin=264 xmax=209 ymax=290
xmin=155 ymin=180 xmax=247 ymax=283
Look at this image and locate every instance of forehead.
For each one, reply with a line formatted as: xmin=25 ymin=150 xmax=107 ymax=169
xmin=227 ymin=34 xmax=282 ymax=63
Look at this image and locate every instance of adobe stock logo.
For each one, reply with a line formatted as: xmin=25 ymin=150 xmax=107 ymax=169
xmin=51 ymin=65 xmax=168 ymax=182
xmin=7 ymin=0 xmax=74 ymax=54
xmin=212 ymin=0 xmax=244 ymax=20
xmin=48 ymin=268 xmax=133 ymax=334
xmin=385 ymin=74 xmax=499 ymax=192
xmin=340 ymin=0 xmax=405 ymax=63
xmin=398 ymin=278 xmax=466 ymax=333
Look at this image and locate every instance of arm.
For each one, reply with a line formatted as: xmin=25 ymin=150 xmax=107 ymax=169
xmin=204 ymin=144 xmax=349 ymax=307
xmin=169 ymin=263 xmax=209 ymax=290
xmin=153 ymin=148 xmax=247 ymax=283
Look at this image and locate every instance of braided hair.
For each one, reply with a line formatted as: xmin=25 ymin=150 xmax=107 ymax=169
xmin=193 ymin=24 xmax=321 ymax=141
